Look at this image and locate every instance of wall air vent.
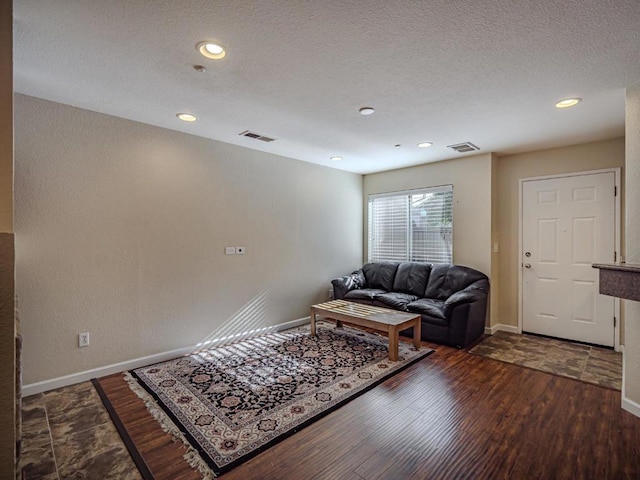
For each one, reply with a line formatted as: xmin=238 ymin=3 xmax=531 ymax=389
xmin=447 ymin=142 xmax=480 ymax=153
xmin=238 ymin=130 xmax=277 ymax=142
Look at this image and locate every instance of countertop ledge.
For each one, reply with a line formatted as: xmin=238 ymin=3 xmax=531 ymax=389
xmin=592 ymin=263 xmax=640 ymax=273
xmin=593 ymin=263 xmax=640 ymax=302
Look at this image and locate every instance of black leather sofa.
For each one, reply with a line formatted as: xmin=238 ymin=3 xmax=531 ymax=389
xmin=331 ymin=262 xmax=489 ymax=348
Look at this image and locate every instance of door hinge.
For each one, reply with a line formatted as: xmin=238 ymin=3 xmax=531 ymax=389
xmin=615 ymin=186 xmax=617 ymax=197
xmin=614 ymin=251 xmax=617 ymax=262
xmin=614 ymin=316 xmax=617 ymax=328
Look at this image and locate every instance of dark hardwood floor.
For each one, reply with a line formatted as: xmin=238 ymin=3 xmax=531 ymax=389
xmin=100 ymin=338 xmax=640 ymax=480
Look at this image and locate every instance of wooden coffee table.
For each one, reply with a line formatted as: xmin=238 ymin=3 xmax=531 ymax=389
xmin=310 ymin=299 xmax=421 ymax=361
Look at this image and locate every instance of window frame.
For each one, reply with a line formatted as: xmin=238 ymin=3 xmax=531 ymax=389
xmin=367 ymin=184 xmax=453 ymax=264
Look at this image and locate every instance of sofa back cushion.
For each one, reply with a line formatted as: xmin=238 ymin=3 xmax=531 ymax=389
xmin=424 ymin=264 xmax=488 ymax=299
xmin=392 ymin=262 xmax=432 ymax=297
xmin=362 ymin=262 xmax=400 ymax=291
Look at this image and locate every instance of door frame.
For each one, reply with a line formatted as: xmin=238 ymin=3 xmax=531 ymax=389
xmin=518 ymin=168 xmax=622 ymax=351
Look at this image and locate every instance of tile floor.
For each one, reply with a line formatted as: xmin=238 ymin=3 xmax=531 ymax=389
xmin=19 ymin=381 xmax=141 ymax=480
xmin=469 ymin=331 xmax=622 ymax=390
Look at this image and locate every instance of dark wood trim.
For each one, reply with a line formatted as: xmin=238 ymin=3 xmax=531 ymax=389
xmin=0 ymin=233 xmax=15 ymax=478
xmin=92 ymin=378 xmax=154 ymax=480
xmin=94 ymin=374 xmax=202 ymax=480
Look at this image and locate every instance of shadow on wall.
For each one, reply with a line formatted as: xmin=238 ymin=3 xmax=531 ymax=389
xmin=192 ymin=290 xmax=270 ymax=353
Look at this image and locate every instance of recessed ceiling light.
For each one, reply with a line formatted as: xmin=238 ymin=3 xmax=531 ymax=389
xmin=417 ymin=142 xmax=433 ymax=148
xmin=330 ymin=156 xmax=343 ymax=161
xmin=359 ymin=107 xmax=375 ymax=115
xmin=555 ymin=98 xmax=581 ymax=109
xmin=196 ymin=41 xmax=226 ymax=60
xmin=176 ymin=113 xmax=197 ymax=122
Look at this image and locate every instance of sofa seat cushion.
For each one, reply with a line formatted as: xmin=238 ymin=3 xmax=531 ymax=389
xmin=407 ymin=298 xmax=446 ymax=320
xmin=375 ymin=292 xmax=418 ymax=310
xmin=344 ymin=288 xmax=386 ymax=301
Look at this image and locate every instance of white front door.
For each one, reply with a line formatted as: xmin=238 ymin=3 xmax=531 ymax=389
xmin=522 ymin=172 xmax=616 ymax=346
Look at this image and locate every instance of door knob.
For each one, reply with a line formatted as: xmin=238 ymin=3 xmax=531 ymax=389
xmin=524 ymin=263 xmax=531 ymax=269
xmin=525 ymin=252 xmax=531 ymax=257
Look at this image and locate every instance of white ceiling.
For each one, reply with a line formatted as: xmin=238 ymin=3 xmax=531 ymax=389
xmin=13 ymin=0 xmax=640 ymax=174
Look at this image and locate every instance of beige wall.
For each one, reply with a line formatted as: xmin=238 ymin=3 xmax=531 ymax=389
xmin=15 ymin=95 xmax=363 ymax=385
xmin=496 ymin=138 xmax=625 ymax=331
xmin=0 ymin=0 xmax=15 ymax=476
xmin=363 ymin=153 xmax=495 ymax=324
xmin=624 ymin=84 xmax=640 ymax=409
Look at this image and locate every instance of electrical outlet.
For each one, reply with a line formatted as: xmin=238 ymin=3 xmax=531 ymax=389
xmin=236 ymin=246 xmax=246 ymax=255
xmin=79 ymin=332 xmax=90 ymax=347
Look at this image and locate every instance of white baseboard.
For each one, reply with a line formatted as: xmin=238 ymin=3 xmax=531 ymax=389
xmin=622 ymin=395 xmax=640 ymax=418
xmin=484 ymin=324 xmax=519 ymax=335
xmin=23 ymin=316 xmax=310 ymax=397
xmin=621 ymin=346 xmax=640 ymax=419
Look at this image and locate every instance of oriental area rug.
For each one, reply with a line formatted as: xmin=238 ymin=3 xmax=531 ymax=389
xmin=96 ymin=322 xmax=433 ymax=478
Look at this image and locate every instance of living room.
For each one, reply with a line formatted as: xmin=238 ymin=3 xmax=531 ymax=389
xmin=2 ymin=1 xmax=640 ymax=479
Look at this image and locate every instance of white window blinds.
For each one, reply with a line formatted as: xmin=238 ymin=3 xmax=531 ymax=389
xmin=368 ymin=185 xmax=453 ymax=264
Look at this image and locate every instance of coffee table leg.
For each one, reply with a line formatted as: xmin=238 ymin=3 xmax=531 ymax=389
xmin=388 ymin=326 xmax=399 ymax=361
xmin=413 ymin=318 xmax=421 ymax=351
xmin=336 ymin=320 xmax=343 ymax=329
xmin=310 ymin=308 xmax=316 ymax=335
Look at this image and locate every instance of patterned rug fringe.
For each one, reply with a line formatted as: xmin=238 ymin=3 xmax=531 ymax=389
xmin=124 ymin=372 xmax=216 ymax=479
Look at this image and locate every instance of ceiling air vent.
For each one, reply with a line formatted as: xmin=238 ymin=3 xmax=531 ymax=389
xmin=447 ymin=142 xmax=480 ymax=153
xmin=238 ymin=130 xmax=277 ymax=142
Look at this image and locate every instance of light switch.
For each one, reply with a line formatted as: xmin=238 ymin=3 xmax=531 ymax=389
xmin=225 ymin=246 xmax=236 ymax=255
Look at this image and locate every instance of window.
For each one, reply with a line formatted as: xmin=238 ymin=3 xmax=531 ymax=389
xmin=368 ymin=185 xmax=453 ymax=263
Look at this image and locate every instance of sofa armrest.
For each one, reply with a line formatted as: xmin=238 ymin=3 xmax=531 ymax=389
xmin=331 ymin=269 xmax=366 ymax=299
xmin=443 ymin=279 xmax=489 ymax=316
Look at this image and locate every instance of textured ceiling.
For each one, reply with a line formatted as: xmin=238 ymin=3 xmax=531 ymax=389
xmin=13 ymin=0 xmax=640 ymax=174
